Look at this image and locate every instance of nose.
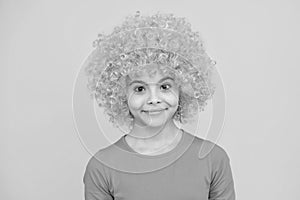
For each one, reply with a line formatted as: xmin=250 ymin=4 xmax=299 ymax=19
xmin=147 ymin=84 xmax=161 ymax=105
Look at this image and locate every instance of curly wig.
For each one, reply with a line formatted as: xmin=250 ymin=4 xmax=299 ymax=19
xmin=83 ymin=11 xmax=216 ymax=130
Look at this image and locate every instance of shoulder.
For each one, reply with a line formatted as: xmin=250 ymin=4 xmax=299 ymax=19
xmin=195 ymin=138 xmax=231 ymax=173
xmin=188 ymin=135 xmax=233 ymax=180
xmin=84 ymin=137 xmax=120 ymax=170
xmin=206 ymin=140 xmax=230 ymax=162
xmin=83 ymin=148 xmax=115 ymax=184
xmin=84 ymin=151 xmax=107 ymax=174
xmin=186 ymin=132 xmax=230 ymax=162
xmin=85 ymin=137 xmax=127 ymax=172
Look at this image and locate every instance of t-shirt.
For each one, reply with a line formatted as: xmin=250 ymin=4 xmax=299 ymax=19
xmin=83 ymin=129 xmax=235 ymax=200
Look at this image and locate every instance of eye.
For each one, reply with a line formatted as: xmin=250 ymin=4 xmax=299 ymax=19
xmin=161 ymin=83 xmax=172 ymax=91
xmin=133 ymin=86 xmax=145 ymax=93
xmin=133 ymin=83 xmax=172 ymax=93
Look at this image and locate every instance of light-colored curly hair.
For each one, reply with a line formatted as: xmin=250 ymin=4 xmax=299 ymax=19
xmin=83 ymin=12 xmax=216 ymax=130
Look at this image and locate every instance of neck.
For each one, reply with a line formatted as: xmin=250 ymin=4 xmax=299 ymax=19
xmin=127 ymin=119 xmax=182 ymax=148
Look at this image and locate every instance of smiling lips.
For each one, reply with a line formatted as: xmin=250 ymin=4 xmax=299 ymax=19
xmin=143 ymin=108 xmax=168 ymax=113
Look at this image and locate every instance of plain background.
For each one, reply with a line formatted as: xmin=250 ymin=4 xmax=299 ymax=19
xmin=1 ymin=0 xmax=300 ymax=199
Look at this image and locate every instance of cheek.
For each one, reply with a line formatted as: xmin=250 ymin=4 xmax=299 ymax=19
xmin=165 ymin=93 xmax=179 ymax=107
xmin=127 ymin=96 xmax=145 ymax=110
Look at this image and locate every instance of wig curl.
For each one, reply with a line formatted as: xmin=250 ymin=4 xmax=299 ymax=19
xmin=83 ymin=11 xmax=217 ymax=130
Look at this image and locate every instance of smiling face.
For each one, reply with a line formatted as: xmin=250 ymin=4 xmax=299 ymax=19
xmin=126 ymin=64 xmax=180 ymax=128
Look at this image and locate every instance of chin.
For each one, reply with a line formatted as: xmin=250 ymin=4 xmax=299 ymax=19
xmin=143 ymin=113 xmax=173 ymax=126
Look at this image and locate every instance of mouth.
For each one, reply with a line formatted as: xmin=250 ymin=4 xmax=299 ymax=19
xmin=142 ymin=108 xmax=168 ymax=114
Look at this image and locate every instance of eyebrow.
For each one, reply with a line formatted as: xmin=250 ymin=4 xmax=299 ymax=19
xmin=129 ymin=77 xmax=174 ymax=86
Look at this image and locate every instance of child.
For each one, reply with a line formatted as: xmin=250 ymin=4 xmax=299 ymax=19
xmin=83 ymin=11 xmax=235 ymax=200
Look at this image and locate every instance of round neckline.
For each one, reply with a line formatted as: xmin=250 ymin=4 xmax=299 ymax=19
xmin=122 ymin=129 xmax=186 ymax=159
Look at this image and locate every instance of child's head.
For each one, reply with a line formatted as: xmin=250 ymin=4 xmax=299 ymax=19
xmin=84 ymin=12 xmax=216 ymax=130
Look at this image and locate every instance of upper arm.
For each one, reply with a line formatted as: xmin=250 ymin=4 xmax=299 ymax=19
xmin=208 ymin=145 xmax=236 ymax=200
xmin=83 ymin=157 xmax=114 ymax=200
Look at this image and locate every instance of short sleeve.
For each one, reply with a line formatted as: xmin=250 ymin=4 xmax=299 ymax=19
xmin=83 ymin=156 xmax=114 ymax=200
xmin=208 ymin=145 xmax=236 ymax=200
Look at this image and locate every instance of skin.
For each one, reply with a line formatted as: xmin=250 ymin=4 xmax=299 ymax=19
xmin=124 ymin=64 xmax=183 ymax=155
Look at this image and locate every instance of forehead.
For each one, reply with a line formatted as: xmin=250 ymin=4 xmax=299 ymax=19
xmin=128 ymin=76 xmax=174 ymax=86
xmin=127 ymin=65 xmax=174 ymax=85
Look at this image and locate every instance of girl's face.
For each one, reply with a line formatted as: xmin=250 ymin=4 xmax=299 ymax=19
xmin=126 ymin=65 xmax=180 ymax=128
